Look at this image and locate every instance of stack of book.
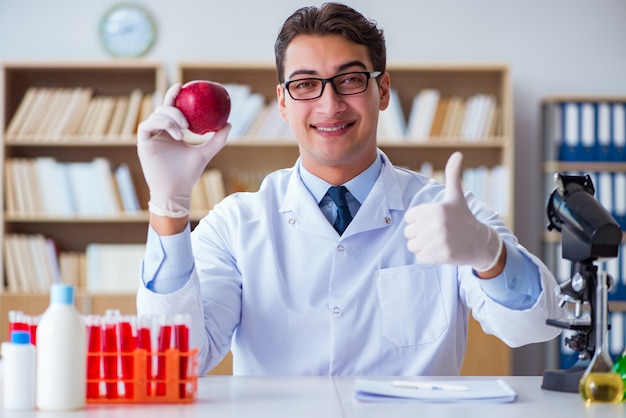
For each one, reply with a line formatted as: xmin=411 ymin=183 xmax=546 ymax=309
xmin=4 ymin=157 xmax=141 ymax=218
xmin=3 ymin=233 xmax=61 ymax=293
xmin=5 ymin=85 xmax=502 ymax=144
xmin=2 ymin=235 xmax=146 ymax=295
xmin=189 ymin=169 xmax=227 ymax=213
xmin=546 ymin=101 xmax=626 ymax=162
xmin=5 ymin=87 xmax=153 ymax=141
xmin=379 ymin=89 xmax=501 ymax=142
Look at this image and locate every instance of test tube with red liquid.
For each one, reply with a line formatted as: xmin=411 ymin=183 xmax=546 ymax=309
xmin=174 ymin=314 xmax=191 ymax=399
xmin=136 ymin=315 xmax=153 ymax=396
xmin=8 ymin=310 xmax=29 ymax=340
xmin=29 ymin=315 xmax=40 ymax=346
xmin=119 ymin=315 xmax=137 ymax=399
xmin=85 ymin=315 xmax=102 ymax=399
xmin=102 ymin=310 xmax=120 ymax=399
xmin=155 ymin=316 xmax=172 ymax=396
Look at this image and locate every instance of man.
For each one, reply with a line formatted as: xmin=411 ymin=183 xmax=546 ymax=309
xmin=137 ymin=2 xmax=565 ymax=375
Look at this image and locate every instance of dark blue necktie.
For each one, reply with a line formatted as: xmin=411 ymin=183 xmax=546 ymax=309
xmin=327 ymin=186 xmax=353 ymax=235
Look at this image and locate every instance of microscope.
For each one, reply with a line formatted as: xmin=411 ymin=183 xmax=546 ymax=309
xmin=541 ymin=173 xmax=623 ymax=393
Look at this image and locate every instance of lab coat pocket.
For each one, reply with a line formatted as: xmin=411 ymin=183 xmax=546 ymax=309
xmin=376 ymin=265 xmax=447 ymax=347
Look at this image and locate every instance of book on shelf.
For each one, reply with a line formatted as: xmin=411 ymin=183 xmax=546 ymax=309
xmin=406 ymin=89 xmax=440 ymax=142
xmin=6 ymin=158 xmax=41 ymax=216
xmin=106 ymin=96 xmax=129 ymax=137
xmin=222 ymin=84 xmax=264 ymax=139
xmin=428 ymin=97 xmax=449 ymax=138
xmin=67 ymin=161 xmax=104 ymax=216
xmin=190 ymin=168 xmax=226 ymax=212
xmin=5 ymin=157 xmax=141 ymax=218
xmin=121 ymin=88 xmax=144 ymax=136
xmin=59 ymin=87 xmax=94 ymax=137
xmin=4 ymin=86 xmax=151 ymax=141
xmin=249 ymin=99 xmax=292 ymax=139
xmin=3 ymin=233 xmax=61 ymax=293
xmin=396 ymin=92 xmax=500 ymax=142
xmin=139 ymin=93 xmax=155 ymax=127
xmin=17 ymin=87 xmax=53 ymax=137
xmin=458 ymin=94 xmax=497 ymax=141
xmin=35 ymin=157 xmax=70 ymax=216
xmin=377 ymin=87 xmax=406 ymax=141
xmin=59 ymin=251 xmax=87 ymax=290
xmin=114 ymin=163 xmax=141 ymax=214
xmin=5 ymin=86 xmax=37 ymax=137
xmin=544 ymin=100 xmax=626 ymax=162
xmin=91 ymin=157 xmax=122 ymax=216
xmin=34 ymin=88 xmax=68 ymax=139
xmin=440 ymin=96 xmax=462 ymax=138
xmin=579 ymin=102 xmax=596 ymax=161
xmin=90 ymin=96 xmax=117 ymax=137
xmin=85 ymin=243 xmax=146 ymax=294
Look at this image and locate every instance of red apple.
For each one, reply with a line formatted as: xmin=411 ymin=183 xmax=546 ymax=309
xmin=174 ymin=80 xmax=231 ymax=134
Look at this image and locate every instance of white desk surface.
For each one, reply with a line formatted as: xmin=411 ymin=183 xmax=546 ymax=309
xmin=1 ymin=372 xmax=624 ymax=417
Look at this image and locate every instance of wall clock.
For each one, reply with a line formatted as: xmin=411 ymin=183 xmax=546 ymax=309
xmin=99 ymin=4 xmax=157 ymax=58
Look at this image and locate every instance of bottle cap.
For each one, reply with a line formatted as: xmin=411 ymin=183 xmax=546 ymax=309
xmin=10 ymin=330 xmax=31 ymax=344
xmin=50 ymin=283 xmax=74 ymax=305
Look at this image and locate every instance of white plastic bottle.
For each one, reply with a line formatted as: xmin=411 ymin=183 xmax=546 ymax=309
xmin=36 ymin=284 xmax=86 ymax=411
xmin=1 ymin=330 xmax=35 ymax=410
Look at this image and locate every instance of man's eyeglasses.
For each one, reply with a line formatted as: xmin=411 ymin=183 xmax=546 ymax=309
xmin=283 ymin=71 xmax=382 ymax=101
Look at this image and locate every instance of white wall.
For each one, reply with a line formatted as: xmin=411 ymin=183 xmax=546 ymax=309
xmin=2 ymin=0 xmax=626 ymax=374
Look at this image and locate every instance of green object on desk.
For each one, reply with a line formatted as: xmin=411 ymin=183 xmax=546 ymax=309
xmin=611 ymin=350 xmax=626 ymax=401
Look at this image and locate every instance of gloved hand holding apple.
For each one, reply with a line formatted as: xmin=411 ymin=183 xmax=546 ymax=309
xmin=137 ymin=81 xmax=231 ymax=218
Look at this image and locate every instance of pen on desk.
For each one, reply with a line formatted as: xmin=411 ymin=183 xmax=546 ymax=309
xmin=391 ymin=380 xmax=470 ymax=391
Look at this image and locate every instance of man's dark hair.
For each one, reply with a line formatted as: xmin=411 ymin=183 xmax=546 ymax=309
xmin=274 ymin=2 xmax=386 ymax=83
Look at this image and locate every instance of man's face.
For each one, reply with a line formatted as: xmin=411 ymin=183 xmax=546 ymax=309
xmin=277 ymin=34 xmax=390 ymax=183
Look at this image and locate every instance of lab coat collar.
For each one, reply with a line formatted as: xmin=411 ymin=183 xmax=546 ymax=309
xmin=279 ymin=149 xmax=406 ymax=238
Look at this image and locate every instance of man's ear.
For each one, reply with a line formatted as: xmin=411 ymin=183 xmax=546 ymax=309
xmin=277 ymin=84 xmax=288 ymax=121
xmin=378 ymin=72 xmax=391 ymax=111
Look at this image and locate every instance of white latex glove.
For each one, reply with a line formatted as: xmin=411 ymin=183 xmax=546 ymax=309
xmin=404 ymin=152 xmax=503 ymax=272
xmin=137 ymin=83 xmax=231 ymax=217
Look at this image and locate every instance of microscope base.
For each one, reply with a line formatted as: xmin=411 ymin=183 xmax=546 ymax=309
xmin=541 ymin=364 xmax=588 ymax=393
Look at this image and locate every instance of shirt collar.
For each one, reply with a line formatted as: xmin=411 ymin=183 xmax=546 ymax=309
xmin=298 ymin=151 xmax=384 ymax=204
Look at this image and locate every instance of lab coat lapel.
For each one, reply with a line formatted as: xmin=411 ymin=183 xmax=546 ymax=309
xmin=279 ymin=169 xmax=338 ymax=238
xmin=278 ymin=152 xmax=406 ymax=238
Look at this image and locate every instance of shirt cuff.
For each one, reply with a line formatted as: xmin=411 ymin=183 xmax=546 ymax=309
xmin=141 ymin=223 xmax=194 ymax=294
xmin=477 ymin=242 xmax=543 ymax=310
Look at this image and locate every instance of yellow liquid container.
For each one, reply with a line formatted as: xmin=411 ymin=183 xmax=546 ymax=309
xmin=578 ymin=271 xmax=624 ymax=404
xmin=580 ymin=372 xmax=624 ymax=404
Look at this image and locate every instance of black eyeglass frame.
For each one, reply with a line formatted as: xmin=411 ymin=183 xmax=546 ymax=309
xmin=283 ymin=71 xmax=382 ymax=101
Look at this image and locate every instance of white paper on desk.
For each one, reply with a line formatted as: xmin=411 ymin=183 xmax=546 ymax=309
xmin=354 ymin=379 xmax=517 ymax=403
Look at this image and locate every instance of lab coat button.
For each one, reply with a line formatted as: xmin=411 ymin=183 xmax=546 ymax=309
xmin=384 ymin=217 xmax=391 ymax=224
xmin=288 ymin=218 xmax=296 ymax=226
xmin=332 ymin=307 xmax=341 ymax=315
xmin=337 ymin=245 xmax=344 ymax=252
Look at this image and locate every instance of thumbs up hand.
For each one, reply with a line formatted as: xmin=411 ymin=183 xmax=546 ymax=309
xmin=404 ymin=152 xmax=503 ymax=272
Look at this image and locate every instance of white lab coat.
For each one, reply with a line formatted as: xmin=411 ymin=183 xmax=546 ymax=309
xmin=137 ymin=150 xmax=565 ymax=376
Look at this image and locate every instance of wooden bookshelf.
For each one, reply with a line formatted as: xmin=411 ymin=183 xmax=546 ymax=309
xmin=0 ymin=61 xmax=166 ymax=337
xmin=1 ymin=61 xmax=515 ymax=375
